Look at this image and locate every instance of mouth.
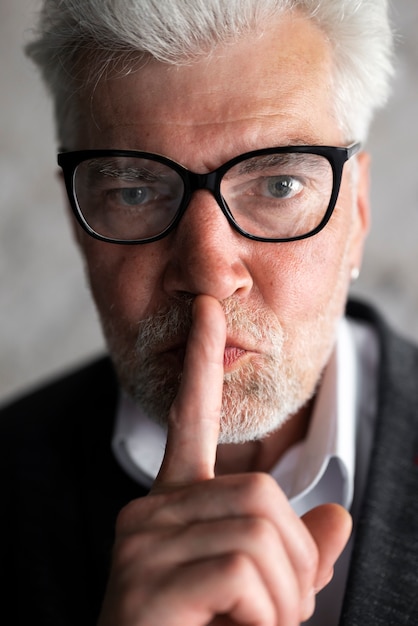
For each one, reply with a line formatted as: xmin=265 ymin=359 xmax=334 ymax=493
xmin=162 ymin=342 xmax=255 ymax=373
xmin=223 ymin=346 xmax=248 ymax=371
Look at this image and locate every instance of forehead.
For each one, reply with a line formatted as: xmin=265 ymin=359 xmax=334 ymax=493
xmin=77 ymin=12 xmax=340 ymax=164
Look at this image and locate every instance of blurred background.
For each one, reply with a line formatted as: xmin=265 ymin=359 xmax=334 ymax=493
xmin=1 ymin=0 xmax=417 ymax=405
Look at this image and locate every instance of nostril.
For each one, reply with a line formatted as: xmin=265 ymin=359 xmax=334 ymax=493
xmin=162 ymin=240 xmax=253 ymax=302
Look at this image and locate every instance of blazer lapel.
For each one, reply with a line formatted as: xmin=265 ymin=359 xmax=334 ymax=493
xmin=340 ymin=305 xmax=418 ymax=624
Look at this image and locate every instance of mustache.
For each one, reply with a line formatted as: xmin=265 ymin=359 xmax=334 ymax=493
xmin=134 ymin=295 xmax=282 ymax=357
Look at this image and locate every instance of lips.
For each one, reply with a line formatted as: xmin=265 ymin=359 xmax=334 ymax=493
xmin=161 ymin=341 xmax=251 ymax=371
xmin=223 ymin=346 xmax=247 ymax=368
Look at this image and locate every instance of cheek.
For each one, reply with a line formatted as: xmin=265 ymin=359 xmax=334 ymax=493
xmin=255 ymin=225 xmax=351 ymax=323
xmin=80 ymin=239 xmax=166 ymax=324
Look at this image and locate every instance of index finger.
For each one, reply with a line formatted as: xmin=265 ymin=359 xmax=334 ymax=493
xmin=154 ymin=294 xmax=226 ymax=488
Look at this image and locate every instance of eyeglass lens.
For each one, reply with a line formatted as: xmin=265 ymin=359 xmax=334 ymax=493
xmin=73 ymin=152 xmax=333 ymax=242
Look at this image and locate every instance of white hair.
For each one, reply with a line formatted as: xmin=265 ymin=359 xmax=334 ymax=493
xmin=26 ymin=0 xmax=394 ymax=145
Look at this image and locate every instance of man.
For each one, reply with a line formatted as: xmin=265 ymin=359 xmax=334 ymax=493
xmin=1 ymin=0 xmax=418 ymax=624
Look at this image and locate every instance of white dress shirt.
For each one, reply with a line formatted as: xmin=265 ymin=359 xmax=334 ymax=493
xmin=112 ymin=316 xmax=379 ymax=625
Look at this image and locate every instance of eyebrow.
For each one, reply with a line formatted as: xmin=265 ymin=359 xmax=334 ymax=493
xmin=92 ymin=162 xmax=166 ymax=183
xmin=229 ymin=152 xmax=329 ymax=177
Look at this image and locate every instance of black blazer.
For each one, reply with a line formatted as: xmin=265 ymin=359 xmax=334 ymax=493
xmin=1 ymin=300 xmax=417 ymax=625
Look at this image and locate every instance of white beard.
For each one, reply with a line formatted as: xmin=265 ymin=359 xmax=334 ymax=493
xmin=102 ymin=294 xmax=339 ymax=444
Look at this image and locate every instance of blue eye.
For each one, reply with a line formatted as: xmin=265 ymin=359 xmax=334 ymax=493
xmin=119 ymin=187 xmax=149 ymax=206
xmin=266 ymin=176 xmax=303 ymax=199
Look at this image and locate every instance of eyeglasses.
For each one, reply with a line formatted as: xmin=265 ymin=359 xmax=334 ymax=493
xmin=58 ymin=143 xmax=361 ymax=245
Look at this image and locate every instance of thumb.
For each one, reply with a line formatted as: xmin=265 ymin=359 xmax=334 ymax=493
xmin=302 ymin=503 xmax=353 ymax=592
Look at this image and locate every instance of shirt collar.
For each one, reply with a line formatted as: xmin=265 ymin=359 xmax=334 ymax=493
xmin=112 ymin=317 xmax=358 ymax=513
xmin=272 ymin=317 xmax=357 ymax=516
xmin=112 ymin=394 xmax=166 ymax=489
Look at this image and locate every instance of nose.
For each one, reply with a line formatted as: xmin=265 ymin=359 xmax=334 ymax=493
xmin=162 ymin=191 xmax=253 ymax=301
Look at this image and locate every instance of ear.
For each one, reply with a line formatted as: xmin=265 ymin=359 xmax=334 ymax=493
xmin=349 ymin=150 xmax=371 ymax=272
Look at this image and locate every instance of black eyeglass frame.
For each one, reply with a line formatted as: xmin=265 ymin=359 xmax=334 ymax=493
xmin=58 ymin=142 xmax=361 ymax=245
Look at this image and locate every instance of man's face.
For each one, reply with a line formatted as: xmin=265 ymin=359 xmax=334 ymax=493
xmin=70 ymin=13 xmax=369 ymax=442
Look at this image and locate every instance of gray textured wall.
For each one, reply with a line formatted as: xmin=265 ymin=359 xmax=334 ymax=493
xmin=1 ymin=0 xmax=417 ymax=404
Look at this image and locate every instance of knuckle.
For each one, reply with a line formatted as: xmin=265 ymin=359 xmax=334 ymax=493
xmin=247 ymin=471 xmax=277 ymax=492
xmin=115 ymin=499 xmax=145 ymax=534
xmin=115 ymin=492 xmax=173 ymax=535
xmin=219 ymin=551 xmax=252 ymax=580
xmin=112 ymin=533 xmax=146 ymax=570
xmin=111 ymin=532 xmax=165 ymax=589
xmin=244 ymin=516 xmax=277 ymax=548
xmin=240 ymin=472 xmax=279 ymax=505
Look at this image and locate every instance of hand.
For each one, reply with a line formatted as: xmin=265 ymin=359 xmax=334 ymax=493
xmin=98 ymin=295 xmax=352 ymax=626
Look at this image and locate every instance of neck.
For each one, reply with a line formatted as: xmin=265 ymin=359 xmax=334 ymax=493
xmin=214 ymin=401 xmax=312 ymax=475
